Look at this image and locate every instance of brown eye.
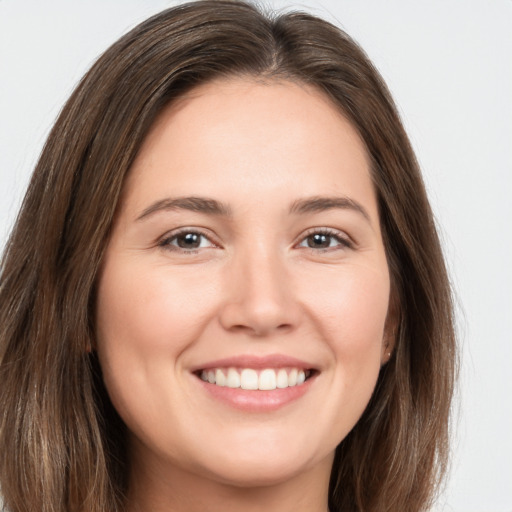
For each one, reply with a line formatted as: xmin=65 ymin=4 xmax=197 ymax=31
xmin=306 ymin=233 xmax=331 ymax=248
xmin=160 ymin=230 xmax=216 ymax=252
xmin=298 ymin=230 xmax=352 ymax=250
xmin=176 ymin=232 xmax=202 ymax=249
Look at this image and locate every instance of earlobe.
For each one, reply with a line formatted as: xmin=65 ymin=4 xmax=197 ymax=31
xmin=381 ymin=337 xmax=394 ymax=364
xmin=86 ymin=333 xmax=97 ymax=354
xmin=381 ymin=334 xmax=394 ymax=365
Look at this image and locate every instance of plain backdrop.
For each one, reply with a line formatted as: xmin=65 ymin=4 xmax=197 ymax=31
xmin=1 ymin=1 xmax=511 ymax=511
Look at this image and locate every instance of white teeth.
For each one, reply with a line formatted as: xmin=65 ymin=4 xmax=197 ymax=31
xmin=240 ymin=369 xmax=259 ymax=390
xmin=199 ymin=367 xmax=311 ymax=390
xmin=215 ymin=369 xmax=226 ymax=386
xmin=259 ymin=369 xmax=277 ymax=390
xmin=276 ymin=368 xmax=288 ymax=388
xmin=226 ymin=368 xmax=241 ymax=388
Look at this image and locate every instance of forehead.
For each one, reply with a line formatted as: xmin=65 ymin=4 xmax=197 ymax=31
xmin=141 ymin=77 xmax=367 ymax=159
xmin=121 ymin=77 xmax=376 ymax=220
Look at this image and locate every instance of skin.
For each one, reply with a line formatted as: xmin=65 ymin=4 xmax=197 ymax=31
xmin=95 ymin=78 xmax=394 ymax=512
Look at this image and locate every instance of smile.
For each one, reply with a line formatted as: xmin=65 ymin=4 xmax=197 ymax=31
xmin=198 ymin=367 xmax=313 ymax=390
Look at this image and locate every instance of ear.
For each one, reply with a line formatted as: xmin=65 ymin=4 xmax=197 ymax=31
xmin=86 ymin=331 xmax=97 ymax=353
xmin=381 ymin=290 xmax=399 ymax=365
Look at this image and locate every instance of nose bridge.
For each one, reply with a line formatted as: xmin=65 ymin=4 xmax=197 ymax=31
xmin=243 ymin=243 xmax=286 ymax=302
xmin=219 ymin=239 xmax=299 ymax=336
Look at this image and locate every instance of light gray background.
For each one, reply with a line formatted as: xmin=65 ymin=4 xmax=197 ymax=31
xmin=1 ymin=1 xmax=511 ymax=511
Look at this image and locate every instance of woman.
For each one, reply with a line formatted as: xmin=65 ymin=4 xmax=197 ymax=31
xmin=0 ymin=1 xmax=456 ymax=511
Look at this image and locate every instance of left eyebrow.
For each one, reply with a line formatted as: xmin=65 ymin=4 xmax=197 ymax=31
xmin=289 ymin=195 xmax=371 ymax=222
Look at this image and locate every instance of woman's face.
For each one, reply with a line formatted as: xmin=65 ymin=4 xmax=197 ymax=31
xmin=96 ymin=78 xmax=392 ymax=489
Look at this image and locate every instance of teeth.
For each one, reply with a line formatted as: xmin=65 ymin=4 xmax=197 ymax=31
xmin=259 ymin=369 xmax=277 ymax=390
xmin=199 ymin=367 xmax=310 ymax=390
xmin=227 ymin=368 xmax=241 ymax=388
xmin=276 ymin=368 xmax=288 ymax=388
xmin=240 ymin=369 xmax=258 ymax=390
xmin=215 ymin=369 xmax=226 ymax=386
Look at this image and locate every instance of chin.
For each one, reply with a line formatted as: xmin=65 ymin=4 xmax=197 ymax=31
xmin=201 ymin=457 xmax=315 ymax=488
xmin=189 ymin=438 xmax=328 ymax=489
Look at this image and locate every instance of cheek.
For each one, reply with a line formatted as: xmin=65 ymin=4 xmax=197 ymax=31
xmin=304 ymin=263 xmax=390 ymax=349
xmin=94 ymin=260 xmax=220 ymax=417
xmin=302 ymin=262 xmax=389 ymax=400
xmin=304 ymin=264 xmax=389 ymax=433
xmin=96 ymin=261 xmax=217 ymax=355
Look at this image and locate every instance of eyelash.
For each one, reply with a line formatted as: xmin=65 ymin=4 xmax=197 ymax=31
xmin=158 ymin=227 xmax=353 ymax=254
xmin=297 ymin=228 xmax=354 ymax=252
xmin=158 ymin=228 xmax=217 ymax=254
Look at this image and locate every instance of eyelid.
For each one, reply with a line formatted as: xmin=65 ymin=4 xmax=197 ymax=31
xmin=295 ymin=227 xmax=354 ymax=250
xmin=156 ymin=226 xmax=354 ymax=254
xmin=157 ymin=227 xmax=220 ymax=252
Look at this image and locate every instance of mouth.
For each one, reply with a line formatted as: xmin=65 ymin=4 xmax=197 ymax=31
xmin=191 ymin=355 xmax=319 ymax=411
xmin=195 ymin=367 xmax=316 ymax=391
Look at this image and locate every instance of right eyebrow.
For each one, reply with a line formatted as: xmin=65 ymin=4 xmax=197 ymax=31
xmin=136 ymin=196 xmax=232 ymax=221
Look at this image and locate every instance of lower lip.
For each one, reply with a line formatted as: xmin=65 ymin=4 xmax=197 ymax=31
xmin=195 ymin=374 xmax=316 ymax=412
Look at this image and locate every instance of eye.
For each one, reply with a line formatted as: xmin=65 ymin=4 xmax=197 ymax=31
xmin=159 ymin=229 xmax=217 ymax=252
xmin=297 ymin=229 xmax=352 ymax=251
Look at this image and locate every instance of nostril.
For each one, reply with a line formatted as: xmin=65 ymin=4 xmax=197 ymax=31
xmin=217 ymin=289 xmax=302 ymax=336
xmin=235 ymin=322 xmax=293 ymax=337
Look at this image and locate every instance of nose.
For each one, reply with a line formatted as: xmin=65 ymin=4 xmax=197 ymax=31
xmin=218 ymin=248 xmax=301 ymax=337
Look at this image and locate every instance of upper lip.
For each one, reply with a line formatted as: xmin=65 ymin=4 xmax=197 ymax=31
xmin=190 ymin=354 xmax=317 ymax=372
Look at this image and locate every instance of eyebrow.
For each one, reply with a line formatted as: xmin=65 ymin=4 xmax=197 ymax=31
xmin=289 ymin=195 xmax=371 ymax=222
xmin=136 ymin=196 xmax=232 ymax=221
xmin=136 ymin=194 xmax=371 ymax=223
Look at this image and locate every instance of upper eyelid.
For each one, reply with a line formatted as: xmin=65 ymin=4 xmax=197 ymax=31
xmin=300 ymin=226 xmax=348 ymax=237
xmin=158 ymin=227 xmax=219 ymax=247
xmin=157 ymin=226 xmax=354 ymax=248
xmin=295 ymin=227 xmax=354 ymax=246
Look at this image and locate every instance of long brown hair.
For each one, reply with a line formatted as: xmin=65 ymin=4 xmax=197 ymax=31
xmin=0 ymin=1 xmax=456 ymax=510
